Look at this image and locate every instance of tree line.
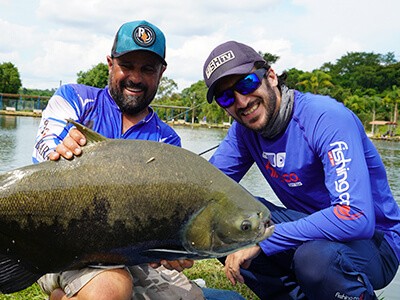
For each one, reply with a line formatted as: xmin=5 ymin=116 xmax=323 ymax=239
xmin=1 ymin=51 xmax=399 ymax=132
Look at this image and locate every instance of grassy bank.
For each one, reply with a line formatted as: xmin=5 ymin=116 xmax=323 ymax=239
xmin=0 ymin=283 xmax=46 ymax=299
xmin=0 ymin=259 xmax=258 ymax=300
xmin=184 ymin=259 xmax=259 ymax=299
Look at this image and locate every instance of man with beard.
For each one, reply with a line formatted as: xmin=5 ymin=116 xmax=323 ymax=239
xmin=32 ymin=20 xmax=179 ymax=164
xmin=203 ymin=41 xmax=400 ymax=299
xmin=32 ymin=21 xmax=245 ymax=300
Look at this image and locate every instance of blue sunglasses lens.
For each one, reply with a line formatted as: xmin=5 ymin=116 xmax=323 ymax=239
xmin=235 ymin=73 xmax=261 ymax=95
xmin=216 ymin=89 xmax=235 ymax=108
xmin=215 ymin=68 xmax=265 ymax=108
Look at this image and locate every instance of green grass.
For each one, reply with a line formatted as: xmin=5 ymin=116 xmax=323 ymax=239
xmin=0 ymin=259 xmax=258 ymax=300
xmin=0 ymin=283 xmax=47 ymax=299
xmin=183 ymin=259 xmax=260 ymax=299
xmin=0 ymin=259 xmax=386 ymax=300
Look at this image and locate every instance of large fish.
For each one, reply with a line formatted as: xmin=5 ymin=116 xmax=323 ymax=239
xmin=0 ymin=120 xmax=274 ymax=294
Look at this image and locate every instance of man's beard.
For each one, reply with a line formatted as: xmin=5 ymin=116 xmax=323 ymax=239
xmin=256 ymin=88 xmax=278 ymax=135
xmin=109 ymin=77 xmax=155 ymax=116
xmin=236 ymin=87 xmax=277 ymax=134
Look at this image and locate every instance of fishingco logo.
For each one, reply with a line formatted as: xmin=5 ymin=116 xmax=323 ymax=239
xmin=263 ymin=152 xmax=302 ymax=187
xmin=329 ymin=141 xmax=363 ymax=220
xmin=328 ymin=141 xmax=352 ymax=206
xmin=334 ymin=291 xmax=363 ymax=300
xmin=205 ymin=50 xmax=235 ymax=79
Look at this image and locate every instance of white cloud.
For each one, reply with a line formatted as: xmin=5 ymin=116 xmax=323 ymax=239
xmin=1 ymin=0 xmax=399 ymax=90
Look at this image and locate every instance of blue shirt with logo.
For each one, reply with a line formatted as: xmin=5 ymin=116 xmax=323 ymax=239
xmin=210 ymin=90 xmax=400 ymax=261
xmin=32 ymin=84 xmax=181 ymax=163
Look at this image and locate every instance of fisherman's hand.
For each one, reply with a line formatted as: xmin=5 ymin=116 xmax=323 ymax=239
xmin=149 ymin=259 xmax=194 ymax=272
xmin=224 ymin=245 xmax=262 ymax=285
xmin=48 ymin=128 xmax=87 ymax=160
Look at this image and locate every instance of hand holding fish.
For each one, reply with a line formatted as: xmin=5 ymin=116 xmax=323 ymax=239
xmin=49 ymin=128 xmax=86 ymax=160
xmin=224 ymin=245 xmax=262 ymax=285
xmin=149 ymin=259 xmax=194 ymax=272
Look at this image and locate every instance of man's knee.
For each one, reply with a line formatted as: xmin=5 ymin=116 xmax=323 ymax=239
xmin=293 ymin=240 xmax=337 ymax=286
xmin=77 ymin=269 xmax=133 ymax=300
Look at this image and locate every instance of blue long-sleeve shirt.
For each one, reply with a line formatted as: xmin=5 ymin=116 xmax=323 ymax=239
xmin=32 ymin=84 xmax=181 ymax=163
xmin=210 ymin=90 xmax=400 ymax=261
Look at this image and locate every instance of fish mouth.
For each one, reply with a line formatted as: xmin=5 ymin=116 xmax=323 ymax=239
xmin=256 ymin=219 xmax=275 ymax=241
xmin=253 ymin=211 xmax=274 ymax=241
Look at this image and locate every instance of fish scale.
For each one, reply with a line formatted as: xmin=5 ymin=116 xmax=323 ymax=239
xmin=0 ymin=119 xmax=274 ymax=294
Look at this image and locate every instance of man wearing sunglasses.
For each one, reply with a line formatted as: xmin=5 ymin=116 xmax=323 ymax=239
xmin=203 ymin=41 xmax=400 ymax=299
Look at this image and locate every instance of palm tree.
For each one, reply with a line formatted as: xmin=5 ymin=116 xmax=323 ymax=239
xmin=296 ymin=70 xmax=334 ymax=94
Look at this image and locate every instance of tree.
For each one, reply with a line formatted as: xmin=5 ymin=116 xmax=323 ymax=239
xmin=381 ymin=52 xmax=397 ymax=66
xmin=0 ymin=62 xmax=22 ymax=93
xmin=376 ymin=62 xmax=400 ymax=91
xmin=19 ymin=88 xmax=56 ymax=97
xmin=383 ymin=85 xmax=400 ymax=123
xmin=259 ymin=51 xmax=280 ymax=65
xmin=285 ymin=68 xmax=305 ymax=90
xmin=77 ymin=63 xmax=108 ymax=88
xmin=321 ymin=52 xmax=398 ymax=94
xmin=296 ymin=70 xmax=334 ymax=94
xmin=156 ymin=77 xmax=178 ymax=101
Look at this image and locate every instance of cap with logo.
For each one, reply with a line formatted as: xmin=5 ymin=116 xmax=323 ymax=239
xmin=203 ymin=41 xmax=266 ymax=103
xmin=111 ymin=20 xmax=167 ymax=65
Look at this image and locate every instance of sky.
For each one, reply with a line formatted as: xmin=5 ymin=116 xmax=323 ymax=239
xmin=1 ymin=0 xmax=399 ymax=92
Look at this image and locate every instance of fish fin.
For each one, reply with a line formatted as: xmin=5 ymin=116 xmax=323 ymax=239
xmin=0 ymin=254 xmax=42 ymax=294
xmin=66 ymin=119 xmax=108 ymax=145
xmin=142 ymin=249 xmax=201 ymax=261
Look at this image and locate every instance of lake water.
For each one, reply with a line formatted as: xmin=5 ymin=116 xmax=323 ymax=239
xmin=1 ymin=115 xmax=399 ymax=299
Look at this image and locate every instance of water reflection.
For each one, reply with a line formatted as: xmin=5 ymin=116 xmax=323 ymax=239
xmin=0 ymin=115 xmax=17 ymax=129
xmin=372 ymin=140 xmax=400 ymax=201
xmin=0 ymin=116 xmax=18 ymax=171
xmin=173 ymin=126 xmax=227 ymax=159
xmin=0 ymin=116 xmax=399 ymax=299
xmin=0 ymin=115 xmax=40 ymax=172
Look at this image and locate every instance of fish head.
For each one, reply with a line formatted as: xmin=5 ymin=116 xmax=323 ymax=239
xmin=182 ymin=191 xmax=274 ymax=257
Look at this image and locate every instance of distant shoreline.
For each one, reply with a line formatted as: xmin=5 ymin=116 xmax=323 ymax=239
xmin=0 ymin=110 xmax=232 ymax=129
xmin=0 ymin=109 xmax=43 ymax=117
xmin=1 ymin=110 xmax=398 ymax=140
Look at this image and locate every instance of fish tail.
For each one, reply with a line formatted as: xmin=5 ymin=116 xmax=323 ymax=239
xmin=0 ymin=254 xmax=42 ymax=294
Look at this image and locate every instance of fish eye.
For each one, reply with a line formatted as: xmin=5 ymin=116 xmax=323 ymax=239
xmin=241 ymin=220 xmax=252 ymax=231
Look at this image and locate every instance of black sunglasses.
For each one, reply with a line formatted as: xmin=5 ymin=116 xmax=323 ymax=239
xmin=214 ymin=68 xmax=267 ymax=108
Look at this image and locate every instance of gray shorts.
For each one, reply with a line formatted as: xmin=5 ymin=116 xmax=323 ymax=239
xmin=37 ymin=264 xmax=204 ymax=300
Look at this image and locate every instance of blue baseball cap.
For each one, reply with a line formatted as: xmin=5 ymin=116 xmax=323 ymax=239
xmin=203 ymin=41 xmax=266 ymax=103
xmin=111 ymin=20 xmax=167 ymax=65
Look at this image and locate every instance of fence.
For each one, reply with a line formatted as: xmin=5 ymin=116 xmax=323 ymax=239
xmin=0 ymin=93 xmax=50 ymax=112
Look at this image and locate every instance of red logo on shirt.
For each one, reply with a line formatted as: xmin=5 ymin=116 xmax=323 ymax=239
xmin=333 ymin=205 xmax=363 ymax=220
xmin=264 ymin=161 xmax=302 ymax=187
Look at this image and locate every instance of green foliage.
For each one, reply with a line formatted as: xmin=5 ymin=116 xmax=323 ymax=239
xmin=285 ymin=68 xmax=305 ymax=90
xmin=260 ymin=51 xmax=280 ymax=65
xmin=322 ymin=52 xmax=399 ymax=94
xmin=156 ymin=76 xmax=179 ymax=101
xmin=4 ymin=49 xmax=399 ymax=129
xmin=0 ymin=62 xmax=22 ymax=93
xmin=150 ymin=47 xmax=399 ymax=126
xmin=296 ymin=70 xmax=334 ymax=94
xmin=19 ymin=88 xmax=56 ymax=97
xmin=76 ymin=63 xmax=108 ymax=88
